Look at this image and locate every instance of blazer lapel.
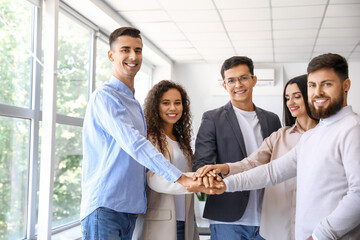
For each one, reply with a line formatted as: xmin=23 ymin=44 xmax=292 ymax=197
xmin=254 ymin=105 xmax=267 ymax=140
xmin=224 ymin=102 xmax=247 ymax=157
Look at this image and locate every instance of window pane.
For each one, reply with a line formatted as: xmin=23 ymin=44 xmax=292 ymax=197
xmin=0 ymin=116 xmax=29 ymax=239
xmin=52 ymin=124 xmax=82 ymax=228
xmin=57 ymin=13 xmax=89 ymax=118
xmin=95 ymin=39 xmax=112 ymax=89
xmin=0 ymin=0 xmax=32 ymax=108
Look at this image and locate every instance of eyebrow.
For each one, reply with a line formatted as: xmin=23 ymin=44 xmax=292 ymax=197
xmin=285 ymin=91 xmax=301 ymax=96
xmin=120 ymin=46 xmax=142 ymax=50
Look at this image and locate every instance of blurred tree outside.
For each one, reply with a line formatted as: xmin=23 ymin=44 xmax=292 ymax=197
xmin=0 ymin=0 xmax=32 ymax=239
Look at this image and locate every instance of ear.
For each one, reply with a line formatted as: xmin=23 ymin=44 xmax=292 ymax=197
xmin=222 ymin=80 xmax=227 ymax=91
xmin=343 ymin=78 xmax=351 ymax=93
xmin=252 ymin=75 xmax=258 ymax=86
xmin=108 ymin=49 xmax=113 ymax=62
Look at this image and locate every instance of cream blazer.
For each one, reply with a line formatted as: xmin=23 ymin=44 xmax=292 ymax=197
xmin=132 ymin=137 xmax=199 ymax=240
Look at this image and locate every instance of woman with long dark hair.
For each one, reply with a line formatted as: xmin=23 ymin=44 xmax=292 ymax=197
xmin=133 ymin=80 xmax=198 ymax=240
xmin=195 ymin=74 xmax=318 ymax=240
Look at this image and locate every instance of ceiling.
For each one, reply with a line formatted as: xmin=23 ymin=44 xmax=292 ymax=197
xmin=101 ymin=0 xmax=360 ymax=64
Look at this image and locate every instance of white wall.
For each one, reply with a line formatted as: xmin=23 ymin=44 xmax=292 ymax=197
xmin=174 ymin=61 xmax=360 ymax=134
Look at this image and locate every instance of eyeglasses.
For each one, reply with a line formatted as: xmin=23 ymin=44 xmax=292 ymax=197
xmin=224 ymin=75 xmax=253 ymax=87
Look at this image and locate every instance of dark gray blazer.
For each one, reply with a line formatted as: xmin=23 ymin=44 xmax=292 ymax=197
xmin=193 ymin=101 xmax=281 ymax=222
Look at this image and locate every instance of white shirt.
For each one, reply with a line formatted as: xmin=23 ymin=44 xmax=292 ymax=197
xmin=212 ymin=106 xmax=264 ymax=226
xmin=223 ymin=106 xmax=360 ymax=239
xmin=167 ymin=136 xmax=186 ymax=221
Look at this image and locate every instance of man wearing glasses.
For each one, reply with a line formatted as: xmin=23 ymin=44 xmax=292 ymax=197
xmin=193 ymin=56 xmax=281 ymax=240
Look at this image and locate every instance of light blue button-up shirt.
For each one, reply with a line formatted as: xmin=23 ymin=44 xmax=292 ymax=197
xmin=81 ymin=76 xmax=183 ymax=220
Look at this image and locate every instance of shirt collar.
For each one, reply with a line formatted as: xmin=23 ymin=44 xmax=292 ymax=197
xmin=109 ymin=75 xmax=134 ymax=97
xmin=289 ymin=120 xmax=305 ymax=134
xmin=319 ymin=105 xmax=353 ymax=127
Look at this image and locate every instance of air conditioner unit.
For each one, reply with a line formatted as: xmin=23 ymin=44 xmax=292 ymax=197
xmin=254 ymin=68 xmax=275 ymax=86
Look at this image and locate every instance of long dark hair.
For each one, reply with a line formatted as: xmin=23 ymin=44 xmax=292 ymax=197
xmin=143 ymin=80 xmax=193 ymax=162
xmin=283 ymin=74 xmax=313 ymax=126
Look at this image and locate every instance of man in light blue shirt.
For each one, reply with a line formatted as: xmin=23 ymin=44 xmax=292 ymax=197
xmin=81 ymin=27 xmax=195 ymax=240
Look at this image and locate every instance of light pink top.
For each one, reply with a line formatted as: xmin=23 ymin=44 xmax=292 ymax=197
xmin=226 ymin=122 xmax=304 ymax=240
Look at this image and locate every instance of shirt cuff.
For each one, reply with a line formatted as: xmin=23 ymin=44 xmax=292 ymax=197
xmin=223 ymin=178 xmax=230 ymax=192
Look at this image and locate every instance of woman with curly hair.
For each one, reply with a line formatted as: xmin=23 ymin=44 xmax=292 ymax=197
xmin=132 ymin=80 xmax=199 ymax=240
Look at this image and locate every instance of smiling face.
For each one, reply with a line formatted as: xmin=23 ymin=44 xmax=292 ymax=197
xmin=223 ymin=64 xmax=257 ymax=110
xmin=159 ymin=88 xmax=183 ymax=129
xmin=307 ymin=68 xmax=350 ymax=119
xmin=108 ymin=35 xmax=142 ymax=80
xmin=285 ymin=83 xmax=307 ymax=119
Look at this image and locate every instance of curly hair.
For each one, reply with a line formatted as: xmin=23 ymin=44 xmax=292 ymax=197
xmin=143 ymin=80 xmax=193 ymax=163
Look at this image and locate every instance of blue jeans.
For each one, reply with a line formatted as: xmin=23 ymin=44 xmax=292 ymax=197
xmin=177 ymin=221 xmax=185 ymax=240
xmin=81 ymin=207 xmax=138 ymax=240
xmin=210 ymin=224 xmax=265 ymax=240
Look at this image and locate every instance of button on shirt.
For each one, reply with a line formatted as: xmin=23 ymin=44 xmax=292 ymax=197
xmin=81 ymin=76 xmax=182 ymax=220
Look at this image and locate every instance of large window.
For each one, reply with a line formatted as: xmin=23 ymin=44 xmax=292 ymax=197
xmin=0 ymin=0 xmax=156 ymax=238
xmin=0 ymin=116 xmax=29 ymax=239
xmin=0 ymin=0 xmax=32 ymax=109
xmin=57 ymin=12 xmax=89 ymax=118
xmin=0 ymin=0 xmax=33 ymax=239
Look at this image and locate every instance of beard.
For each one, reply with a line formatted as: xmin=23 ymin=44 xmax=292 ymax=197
xmin=309 ymin=91 xmax=344 ymax=120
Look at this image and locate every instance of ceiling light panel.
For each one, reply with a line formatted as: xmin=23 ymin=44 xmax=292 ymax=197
xmin=273 ymin=29 xmax=318 ymax=39
xmin=314 ymin=45 xmax=355 ymax=52
xmin=318 ymin=28 xmax=360 ymax=38
xmin=274 ymin=39 xmax=315 ymax=47
xmin=164 ymin=48 xmax=199 ymax=55
xmin=135 ymin=22 xmax=180 ymax=33
xmin=214 ymin=0 xmax=269 ymax=9
xmin=232 ymin=40 xmax=272 ymax=48
xmin=322 ymin=17 xmax=360 ymax=28
xmin=235 ymin=47 xmax=273 ymax=55
xmin=119 ymin=10 xmax=170 ymax=23
xmin=185 ymin=32 xmax=230 ymax=42
xmin=155 ymin=41 xmax=193 ymax=49
xmin=168 ymin=10 xmax=220 ymax=22
xmin=272 ymin=6 xmax=325 ymax=19
xmin=229 ymin=31 xmax=272 ymax=40
xmin=177 ymin=22 xmax=225 ymax=33
xmin=275 ymin=53 xmax=312 ymax=61
xmin=191 ymin=40 xmax=233 ymax=48
xmin=275 ymin=46 xmax=313 ymax=53
xmin=146 ymin=32 xmax=187 ymax=41
xmin=196 ymin=48 xmax=235 ymax=56
xmin=326 ymin=4 xmax=360 ymax=17
xmin=271 ymin=0 xmax=327 ymax=7
xmin=316 ymin=38 xmax=359 ymax=45
xmin=224 ymin=20 xmax=271 ymax=31
xmin=157 ymin=0 xmax=214 ymax=10
xmin=104 ymin=0 xmax=161 ymax=11
xmin=220 ymin=8 xmax=270 ymax=21
xmin=273 ymin=18 xmax=322 ymax=30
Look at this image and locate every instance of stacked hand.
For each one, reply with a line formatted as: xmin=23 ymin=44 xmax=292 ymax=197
xmin=177 ymin=164 xmax=230 ymax=195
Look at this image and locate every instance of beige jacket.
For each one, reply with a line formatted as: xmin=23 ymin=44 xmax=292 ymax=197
xmin=132 ymin=137 xmax=199 ymax=240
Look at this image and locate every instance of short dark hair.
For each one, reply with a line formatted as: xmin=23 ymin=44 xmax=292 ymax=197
xmin=220 ymin=56 xmax=254 ymax=79
xmin=307 ymin=53 xmax=348 ymax=81
xmin=283 ymin=74 xmax=315 ymax=126
xmin=109 ymin=27 xmax=142 ymax=49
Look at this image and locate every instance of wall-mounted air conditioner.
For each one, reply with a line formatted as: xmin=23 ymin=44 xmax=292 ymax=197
xmin=254 ymin=68 xmax=275 ymax=86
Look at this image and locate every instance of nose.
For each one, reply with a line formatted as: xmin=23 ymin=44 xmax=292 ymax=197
xmin=235 ymin=78 xmax=242 ymax=87
xmin=169 ymin=103 xmax=176 ymax=110
xmin=287 ymin=97 xmax=294 ymax=106
xmin=314 ymin=85 xmax=323 ymax=97
xmin=129 ymin=50 xmax=136 ymax=60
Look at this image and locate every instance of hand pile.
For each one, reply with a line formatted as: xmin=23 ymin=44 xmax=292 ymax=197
xmin=184 ymin=164 xmax=230 ymax=195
